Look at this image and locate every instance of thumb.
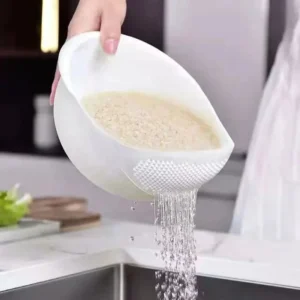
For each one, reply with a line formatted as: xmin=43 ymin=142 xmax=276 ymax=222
xmin=50 ymin=68 xmax=60 ymax=105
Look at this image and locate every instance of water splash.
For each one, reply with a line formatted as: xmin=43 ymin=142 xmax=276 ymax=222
xmin=154 ymin=190 xmax=198 ymax=300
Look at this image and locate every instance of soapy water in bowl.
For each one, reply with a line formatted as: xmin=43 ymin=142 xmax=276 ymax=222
xmin=83 ymin=91 xmax=220 ymax=299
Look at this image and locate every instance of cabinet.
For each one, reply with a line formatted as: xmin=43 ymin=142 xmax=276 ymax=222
xmin=0 ymin=0 xmax=69 ymax=57
xmin=0 ymin=1 xmax=41 ymax=53
xmin=164 ymin=0 xmax=269 ymax=154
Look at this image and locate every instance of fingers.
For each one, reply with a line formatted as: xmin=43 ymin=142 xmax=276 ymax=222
xmin=50 ymin=68 xmax=60 ymax=105
xmin=100 ymin=0 xmax=126 ymax=54
xmin=50 ymin=0 xmax=126 ymax=104
xmin=50 ymin=0 xmax=101 ymax=105
xmin=67 ymin=0 xmax=102 ymax=38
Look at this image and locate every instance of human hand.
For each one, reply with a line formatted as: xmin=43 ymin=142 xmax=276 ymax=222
xmin=50 ymin=0 xmax=126 ymax=105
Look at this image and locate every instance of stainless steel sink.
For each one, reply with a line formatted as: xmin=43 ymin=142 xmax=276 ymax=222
xmin=1 ymin=264 xmax=300 ymax=300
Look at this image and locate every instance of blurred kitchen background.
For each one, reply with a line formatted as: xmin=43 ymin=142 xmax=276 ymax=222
xmin=0 ymin=0 xmax=289 ymax=231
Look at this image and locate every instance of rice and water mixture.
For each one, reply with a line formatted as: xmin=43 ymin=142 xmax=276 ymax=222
xmin=83 ymin=91 xmax=220 ymax=300
xmin=83 ymin=92 xmax=219 ymax=151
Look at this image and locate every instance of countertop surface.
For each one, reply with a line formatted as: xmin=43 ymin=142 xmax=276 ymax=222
xmin=0 ymin=153 xmax=240 ymax=232
xmin=1 ymin=218 xmax=300 ymax=292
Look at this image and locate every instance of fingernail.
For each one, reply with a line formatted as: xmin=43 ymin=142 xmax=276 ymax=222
xmin=104 ymin=38 xmax=118 ymax=54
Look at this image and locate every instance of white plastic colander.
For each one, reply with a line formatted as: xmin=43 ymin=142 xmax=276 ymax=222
xmin=55 ymin=32 xmax=234 ymax=199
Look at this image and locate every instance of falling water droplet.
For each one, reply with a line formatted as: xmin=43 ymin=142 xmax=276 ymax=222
xmin=153 ymin=190 xmax=198 ymax=300
xmin=157 ymin=291 xmax=162 ymax=299
xmin=130 ymin=236 xmax=134 ymax=242
xmin=131 ymin=206 xmax=136 ymax=211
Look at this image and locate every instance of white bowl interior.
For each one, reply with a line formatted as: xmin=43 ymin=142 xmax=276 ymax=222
xmin=58 ymin=32 xmax=232 ymax=148
xmin=56 ymin=32 xmax=234 ymax=199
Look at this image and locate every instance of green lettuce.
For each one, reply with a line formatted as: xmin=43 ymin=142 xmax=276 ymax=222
xmin=0 ymin=184 xmax=32 ymax=227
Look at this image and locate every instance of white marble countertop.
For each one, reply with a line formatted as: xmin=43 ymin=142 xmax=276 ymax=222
xmin=1 ymin=218 xmax=300 ymax=292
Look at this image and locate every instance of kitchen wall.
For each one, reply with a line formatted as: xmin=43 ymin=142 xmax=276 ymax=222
xmin=0 ymin=1 xmax=290 ymax=232
xmin=0 ymin=0 xmax=285 ymax=155
xmin=286 ymin=0 xmax=297 ymax=28
xmin=0 ymin=0 xmax=163 ymax=156
xmin=165 ymin=0 xmax=268 ymax=155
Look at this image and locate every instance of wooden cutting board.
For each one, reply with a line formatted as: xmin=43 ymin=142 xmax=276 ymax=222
xmin=29 ymin=197 xmax=88 ymax=213
xmin=27 ymin=197 xmax=100 ymax=232
xmin=29 ymin=210 xmax=101 ymax=232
